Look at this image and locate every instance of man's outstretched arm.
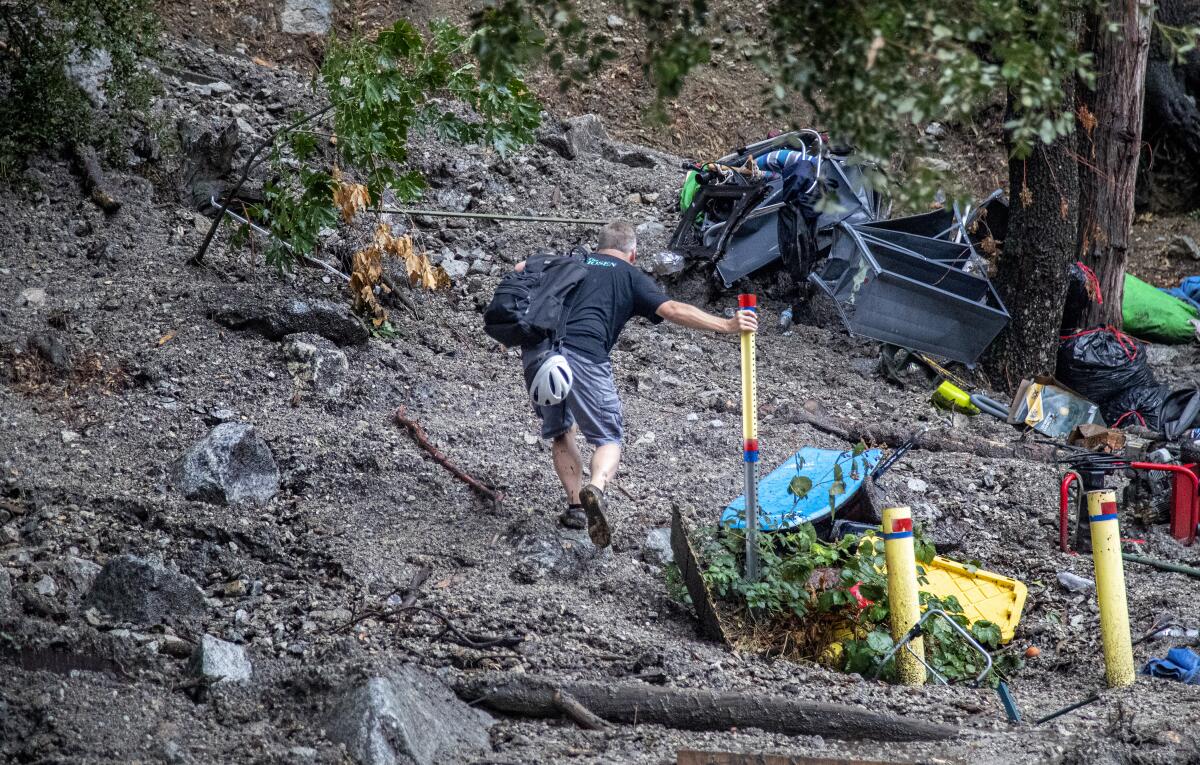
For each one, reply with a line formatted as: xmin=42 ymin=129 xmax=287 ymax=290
xmin=656 ymin=300 xmax=758 ymax=334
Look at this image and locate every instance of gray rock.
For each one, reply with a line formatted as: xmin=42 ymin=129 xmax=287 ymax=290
xmin=61 ymin=556 xmax=102 ymax=593
xmin=442 ymin=259 xmax=470 ymax=281
xmin=34 ymin=575 xmax=57 ymax=597
xmin=27 ymin=330 xmax=73 ymax=373
xmin=281 ymin=0 xmax=332 ymax=34
xmin=1168 ymin=234 xmax=1200 ymax=260
xmin=907 ymin=478 xmax=929 ymax=493
xmin=19 ymin=287 xmax=46 ymax=308
xmin=171 ymin=422 xmax=280 ymax=507
xmin=0 ymin=568 xmax=12 ymax=613
xmin=604 ymin=146 xmax=657 ymax=168
xmin=1057 ymin=571 xmax=1095 ymax=594
xmin=643 ymin=528 xmax=674 ymax=566
xmin=914 ymin=156 xmax=953 ymax=174
xmin=327 ymin=666 xmax=493 ymax=765
xmin=924 ymin=122 xmax=947 ymax=139
xmin=284 ymin=333 xmax=349 ymax=399
xmin=563 ymin=114 xmax=609 ymax=159
xmin=179 ymin=120 xmax=242 ymax=209
xmin=212 ymin=294 xmax=369 ymax=346
xmin=189 ymin=634 xmax=252 ymax=682
xmin=635 ymin=221 xmax=667 ymax=240
xmin=66 ymin=48 xmax=113 ymax=108
xmin=606 ymin=14 xmax=625 ymax=28
xmin=512 ymin=527 xmax=608 ymax=583
xmin=85 ymin=555 xmax=206 ymax=624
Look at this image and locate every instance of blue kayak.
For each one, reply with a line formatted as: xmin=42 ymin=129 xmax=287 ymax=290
xmin=721 ymin=446 xmax=882 ymax=530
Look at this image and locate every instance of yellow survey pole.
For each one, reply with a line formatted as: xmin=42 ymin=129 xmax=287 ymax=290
xmin=1087 ymin=489 xmax=1135 ymax=687
xmin=738 ymin=294 xmax=760 ymax=581
xmin=883 ymin=506 xmax=926 ymax=685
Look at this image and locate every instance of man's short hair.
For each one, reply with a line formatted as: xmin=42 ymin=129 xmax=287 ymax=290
xmin=598 ymin=220 xmax=637 ymax=254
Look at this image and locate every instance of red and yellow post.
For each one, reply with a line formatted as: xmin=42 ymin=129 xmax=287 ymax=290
xmin=1087 ymin=489 xmax=1135 ymax=687
xmin=883 ymin=506 xmax=926 ymax=686
xmin=738 ymin=294 xmax=760 ymax=581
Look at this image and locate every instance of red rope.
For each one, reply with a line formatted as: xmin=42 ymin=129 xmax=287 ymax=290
xmin=1059 ymin=325 xmax=1139 ymax=362
xmin=1113 ymin=410 xmax=1147 ymax=428
xmin=1075 ymin=261 xmax=1103 ymax=304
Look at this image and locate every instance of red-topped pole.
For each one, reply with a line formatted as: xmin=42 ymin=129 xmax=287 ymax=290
xmin=738 ymin=293 xmax=760 ymax=581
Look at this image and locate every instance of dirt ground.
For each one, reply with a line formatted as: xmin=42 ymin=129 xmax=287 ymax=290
xmin=3 ymin=14 xmax=1200 ymax=765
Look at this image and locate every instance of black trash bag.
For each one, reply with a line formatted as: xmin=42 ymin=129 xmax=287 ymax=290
xmin=1101 ymin=384 xmax=1170 ymax=430
xmin=1158 ymin=388 xmax=1200 ymax=440
xmin=1061 ymin=263 xmax=1096 ymax=334
xmin=1056 ymin=327 xmax=1158 ymax=405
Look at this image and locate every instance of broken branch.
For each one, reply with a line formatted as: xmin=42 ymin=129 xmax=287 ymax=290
xmin=393 ymin=406 xmax=504 ymax=508
xmin=456 ymin=674 xmax=958 ymax=742
xmin=785 ymin=408 xmax=1058 ymax=463
xmin=71 ymin=144 xmax=120 ymax=214
xmin=552 ymin=689 xmax=609 ymax=730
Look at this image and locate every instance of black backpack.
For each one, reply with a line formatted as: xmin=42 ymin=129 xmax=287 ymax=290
xmin=483 ymin=248 xmax=588 ymax=348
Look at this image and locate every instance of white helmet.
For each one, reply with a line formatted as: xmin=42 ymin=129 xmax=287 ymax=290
xmin=529 ymin=353 xmax=574 ymax=406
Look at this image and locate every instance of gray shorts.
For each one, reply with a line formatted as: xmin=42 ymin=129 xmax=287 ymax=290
xmin=525 ymin=346 xmax=623 ymax=446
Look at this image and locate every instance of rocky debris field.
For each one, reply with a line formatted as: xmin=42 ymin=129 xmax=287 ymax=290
xmin=3 ymin=35 xmax=1200 ymax=765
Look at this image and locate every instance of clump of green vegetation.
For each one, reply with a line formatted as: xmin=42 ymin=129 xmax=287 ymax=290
xmin=690 ymin=522 xmax=1021 ymax=686
xmin=0 ymin=0 xmax=159 ymax=174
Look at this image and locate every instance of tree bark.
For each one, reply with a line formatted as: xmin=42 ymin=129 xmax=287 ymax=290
xmin=983 ymin=93 xmax=1080 ymax=393
xmin=455 ymin=674 xmax=959 ymax=742
xmin=1077 ymin=0 xmax=1154 ymax=326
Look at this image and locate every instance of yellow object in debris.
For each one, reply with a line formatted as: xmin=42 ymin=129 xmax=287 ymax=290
xmin=883 ymin=507 xmax=926 ymax=686
xmin=921 ymin=557 xmax=1028 ymax=643
xmin=931 ymin=381 xmax=979 ymax=415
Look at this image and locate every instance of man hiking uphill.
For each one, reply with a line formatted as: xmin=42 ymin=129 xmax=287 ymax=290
xmin=514 ymin=220 xmax=757 ymax=549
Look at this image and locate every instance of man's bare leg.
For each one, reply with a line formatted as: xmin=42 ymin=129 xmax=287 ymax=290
xmin=588 ymin=443 xmax=622 ymax=493
xmin=551 ymin=427 xmax=584 ymax=503
xmin=579 ymin=443 xmax=620 ymax=548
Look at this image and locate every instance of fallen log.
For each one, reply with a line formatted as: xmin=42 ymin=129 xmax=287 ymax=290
xmin=71 ymin=144 xmax=121 ymax=213
xmin=785 ymin=409 xmax=1058 ymax=463
xmin=552 ymin=689 xmax=609 ymax=730
xmin=677 ymin=751 xmax=910 ymax=765
xmin=455 ymin=674 xmax=958 ymax=742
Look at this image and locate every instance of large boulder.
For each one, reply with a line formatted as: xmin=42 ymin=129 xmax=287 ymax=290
xmin=326 ymin=666 xmax=493 ymax=765
xmin=85 ymin=555 xmax=206 ymax=625
xmin=212 ymin=295 xmax=369 ymax=347
xmin=281 ymin=0 xmax=332 ymax=34
xmin=563 ymin=114 xmax=609 ymax=159
xmin=283 ymin=333 xmax=349 ymax=399
xmin=172 ymin=423 xmax=280 ymax=507
xmin=189 ymin=634 xmax=252 ymax=682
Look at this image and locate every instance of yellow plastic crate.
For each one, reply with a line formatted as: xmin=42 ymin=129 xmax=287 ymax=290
xmin=919 ymin=556 xmax=1027 ymax=643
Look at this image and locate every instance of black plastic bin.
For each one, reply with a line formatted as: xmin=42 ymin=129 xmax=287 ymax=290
xmin=810 ymin=224 xmax=1010 ymax=365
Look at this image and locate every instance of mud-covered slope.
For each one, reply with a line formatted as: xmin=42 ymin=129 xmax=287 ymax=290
xmin=2 ymin=36 xmax=1200 ymax=765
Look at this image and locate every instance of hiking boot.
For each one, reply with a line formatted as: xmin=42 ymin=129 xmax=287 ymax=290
xmin=559 ymin=504 xmax=587 ymax=530
xmin=579 ymin=483 xmax=612 ymax=548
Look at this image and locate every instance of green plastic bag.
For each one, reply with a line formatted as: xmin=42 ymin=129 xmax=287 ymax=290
xmin=1123 ymin=273 xmax=1197 ymax=344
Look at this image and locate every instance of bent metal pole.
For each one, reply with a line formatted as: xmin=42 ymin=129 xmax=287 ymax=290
xmin=738 ymin=294 xmax=760 ymax=581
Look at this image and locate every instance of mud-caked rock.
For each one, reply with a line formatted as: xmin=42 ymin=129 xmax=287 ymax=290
xmin=189 ymin=634 xmax=252 ymax=682
xmin=171 ymin=422 xmax=280 ymax=506
xmin=0 ymin=567 xmax=12 ymax=614
xmin=642 ymin=528 xmax=674 ymax=567
xmin=85 ymin=555 xmax=206 ymax=624
xmin=326 ymin=666 xmax=493 ymax=765
xmin=284 ymin=333 xmax=349 ymax=399
xmin=212 ymin=294 xmax=369 ymax=346
xmin=562 ymin=114 xmax=609 ymax=159
xmin=281 ymin=0 xmax=332 ymax=34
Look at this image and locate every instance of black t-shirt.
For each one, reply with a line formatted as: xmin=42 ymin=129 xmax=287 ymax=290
xmin=561 ymin=253 xmax=669 ymax=363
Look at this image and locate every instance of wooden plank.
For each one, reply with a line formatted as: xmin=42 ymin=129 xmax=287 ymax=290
xmin=671 ymin=504 xmax=729 ymax=643
xmin=677 ymin=749 xmax=912 ymax=765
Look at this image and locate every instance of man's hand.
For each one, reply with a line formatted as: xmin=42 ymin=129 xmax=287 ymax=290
xmin=725 ymin=309 xmax=759 ymax=334
xmin=657 ymin=300 xmax=760 ymax=334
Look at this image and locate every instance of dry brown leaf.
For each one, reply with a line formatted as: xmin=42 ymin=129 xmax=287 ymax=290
xmin=157 ymin=331 xmax=176 ymax=346
xmin=865 ymin=34 xmax=885 ymax=70
xmin=252 ymin=56 xmax=276 ymax=69
xmin=332 ymin=167 xmax=370 ymax=224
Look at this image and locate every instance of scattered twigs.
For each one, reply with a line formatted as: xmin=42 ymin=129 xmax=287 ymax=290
xmin=552 ymin=689 xmax=609 ymax=730
xmin=338 ymin=605 xmax=522 ymax=650
xmin=71 ymin=144 xmax=120 ymax=213
xmin=393 ymin=407 xmax=504 ymax=508
xmin=398 ymin=565 xmax=432 ymax=609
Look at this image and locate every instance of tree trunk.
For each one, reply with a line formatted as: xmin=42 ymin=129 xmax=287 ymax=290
xmin=1077 ymin=0 xmax=1154 ymax=327
xmin=455 ymin=674 xmax=959 ymax=742
xmin=983 ymin=94 xmax=1080 ymax=393
xmin=1137 ymin=0 xmax=1200 ymax=213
